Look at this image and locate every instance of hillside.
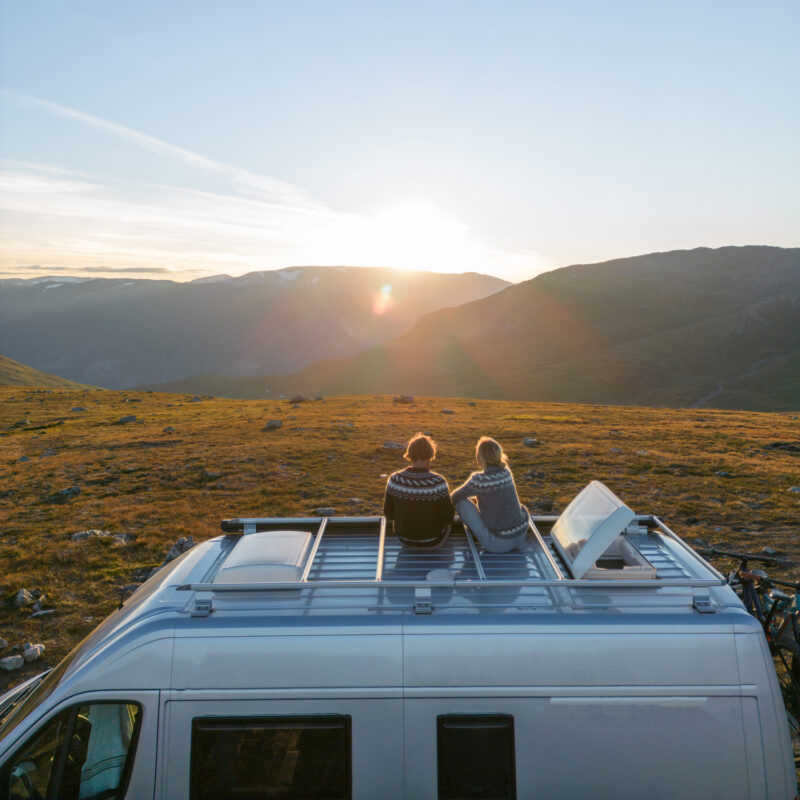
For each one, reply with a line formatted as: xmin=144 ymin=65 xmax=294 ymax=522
xmin=161 ymin=246 xmax=798 ymax=410
xmin=0 ymin=267 xmax=508 ymax=389
xmin=0 ymin=354 xmax=92 ymax=389
xmin=1 ymin=386 xmax=799 ymax=689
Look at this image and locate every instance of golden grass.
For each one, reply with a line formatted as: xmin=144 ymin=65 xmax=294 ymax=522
xmin=1 ymin=387 xmax=799 ymax=689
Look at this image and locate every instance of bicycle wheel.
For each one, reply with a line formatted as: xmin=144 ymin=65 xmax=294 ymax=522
xmin=771 ymin=636 xmax=800 ymax=767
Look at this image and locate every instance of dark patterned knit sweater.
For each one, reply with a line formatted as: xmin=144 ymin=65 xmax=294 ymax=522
xmin=383 ymin=467 xmax=454 ymax=546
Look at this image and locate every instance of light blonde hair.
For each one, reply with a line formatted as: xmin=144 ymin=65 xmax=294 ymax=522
xmin=476 ymin=436 xmax=508 ymax=469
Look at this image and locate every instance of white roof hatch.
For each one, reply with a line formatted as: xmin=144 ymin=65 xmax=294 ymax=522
xmin=550 ymin=481 xmax=638 ymax=579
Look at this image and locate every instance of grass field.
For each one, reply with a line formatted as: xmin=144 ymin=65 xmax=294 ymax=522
xmin=1 ymin=386 xmax=798 ymax=689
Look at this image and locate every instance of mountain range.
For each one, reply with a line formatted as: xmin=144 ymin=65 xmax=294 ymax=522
xmin=139 ymin=246 xmax=800 ymax=411
xmin=0 ymin=267 xmax=507 ymax=389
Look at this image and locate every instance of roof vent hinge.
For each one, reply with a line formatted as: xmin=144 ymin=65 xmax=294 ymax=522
xmin=692 ymin=592 xmax=715 ymax=614
xmin=413 ymin=587 xmax=433 ymax=615
xmin=190 ymin=592 xmax=213 ymax=617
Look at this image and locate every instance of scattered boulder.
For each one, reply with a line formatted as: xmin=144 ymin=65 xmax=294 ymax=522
xmin=609 ymin=447 xmax=622 ymax=453
xmin=14 ymin=588 xmax=35 ymax=608
xmin=441 ymin=409 xmax=455 ymax=415
xmin=71 ymin=406 xmax=87 ymax=412
xmin=30 ymin=610 xmax=55 ymax=619
xmin=23 ymin=643 xmax=45 ymax=663
xmin=0 ymin=638 xmax=7 ymax=650
xmin=17 ymin=455 xmax=29 ymax=462
xmin=313 ymin=507 xmax=336 ymax=517
xmin=10 ymin=419 xmax=30 ymax=428
xmin=761 ymin=547 xmax=777 ymax=556
xmin=71 ymin=529 xmax=130 ymax=545
xmin=467 ymin=401 xmax=476 ymax=407
xmin=288 ymin=394 xmax=309 ymax=404
xmin=163 ymin=426 xmax=176 ymax=433
xmin=393 ymin=395 xmax=415 ymax=404
xmin=382 ymin=441 xmax=404 ymax=450
xmin=114 ymin=415 xmax=138 ymax=425
xmin=789 ymin=487 xmax=800 ymax=494
xmin=189 ymin=396 xmax=203 ymax=402
xmin=40 ymin=448 xmax=55 ymax=458
xmin=522 ymin=437 xmax=540 ymax=447
xmin=714 ymin=471 xmax=731 ymax=478
xmin=0 ymin=655 xmax=24 ymax=671
xmin=161 ymin=536 xmax=195 ymax=566
xmin=45 ymin=485 xmax=80 ymax=504
xmin=263 ymin=419 xmax=283 ymax=430
xmin=32 ymin=595 xmax=48 ymax=612
xmin=348 ymin=497 xmax=363 ymax=504
xmin=531 ymin=499 xmax=555 ymax=513
xmin=692 ymin=538 xmax=709 ymax=547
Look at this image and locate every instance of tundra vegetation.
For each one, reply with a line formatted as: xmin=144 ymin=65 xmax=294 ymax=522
xmin=1 ymin=386 xmax=798 ymax=689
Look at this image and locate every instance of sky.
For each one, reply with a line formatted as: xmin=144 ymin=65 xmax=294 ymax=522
xmin=0 ymin=0 xmax=798 ymax=283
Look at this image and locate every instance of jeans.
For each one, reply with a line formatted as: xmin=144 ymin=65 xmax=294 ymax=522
xmin=455 ymin=499 xmax=527 ymax=554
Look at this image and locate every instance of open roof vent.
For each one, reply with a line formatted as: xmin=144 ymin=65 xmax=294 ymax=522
xmin=214 ymin=530 xmax=312 ymax=583
xmin=550 ymin=481 xmax=655 ymax=580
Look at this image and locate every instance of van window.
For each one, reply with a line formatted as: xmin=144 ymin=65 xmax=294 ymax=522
xmin=191 ymin=715 xmax=351 ymax=800
xmin=1 ymin=701 xmax=142 ymax=800
xmin=437 ymin=714 xmax=516 ymax=800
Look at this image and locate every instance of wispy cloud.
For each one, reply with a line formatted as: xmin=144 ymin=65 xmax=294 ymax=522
xmin=0 ymin=92 xmax=552 ymax=282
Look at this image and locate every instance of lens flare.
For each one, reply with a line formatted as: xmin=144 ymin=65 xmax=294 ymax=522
xmin=372 ymin=284 xmax=393 ymax=315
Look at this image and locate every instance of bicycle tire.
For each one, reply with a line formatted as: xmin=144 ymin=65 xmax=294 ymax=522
xmin=770 ymin=636 xmax=800 ymax=764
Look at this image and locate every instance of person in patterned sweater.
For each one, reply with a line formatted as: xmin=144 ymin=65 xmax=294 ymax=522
xmin=451 ymin=436 xmax=529 ymax=553
xmin=383 ymin=433 xmax=454 ymax=548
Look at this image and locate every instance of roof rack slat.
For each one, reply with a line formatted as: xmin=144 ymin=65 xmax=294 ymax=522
xmin=464 ymin=526 xmax=487 ymax=580
xmin=375 ymin=517 xmax=387 ymax=581
xmin=299 ymin=518 xmax=328 ymax=582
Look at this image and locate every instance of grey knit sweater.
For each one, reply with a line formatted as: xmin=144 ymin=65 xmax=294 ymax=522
xmin=451 ymin=465 xmax=528 ymax=538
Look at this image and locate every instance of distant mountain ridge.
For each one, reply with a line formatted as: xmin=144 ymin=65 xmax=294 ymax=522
xmin=143 ymin=247 xmax=800 ymax=411
xmin=0 ymin=354 xmax=92 ymax=389
xmin=0 ymin=266 xmax=508 ymax=389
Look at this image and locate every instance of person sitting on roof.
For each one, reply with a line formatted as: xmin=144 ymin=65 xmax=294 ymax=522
xmin=451 ymin=436 xmax=529 ymax=553
xmin=383 ymin=433 xmax=453 ymax=549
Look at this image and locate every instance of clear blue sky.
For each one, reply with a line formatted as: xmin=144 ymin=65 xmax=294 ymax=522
xmin=1 ymin=0 xmax=798 ymax=281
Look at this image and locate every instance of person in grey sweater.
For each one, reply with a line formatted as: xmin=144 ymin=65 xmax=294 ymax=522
xmin=451 ymin=437 xmax=529 ymax=553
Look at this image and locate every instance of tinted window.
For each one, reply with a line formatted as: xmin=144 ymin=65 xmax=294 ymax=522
xmin=437 ymin=714 xmax=516 ymax=800
xmin=191 ymin=715 xmax=351 ymax=800
xmin=1 ymin=701 xmax=142 ymax=800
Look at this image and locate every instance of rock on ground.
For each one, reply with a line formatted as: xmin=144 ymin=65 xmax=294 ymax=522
xmin=14 ymin=588 xmax=35 ymax=608
xmin=0 ymin=655 xmax=24 ymax=671
xmin=114 ymin=415 xmax=138 ymax=424
xmin=382 ymin=441 xmax=404 ymax=450
xmin=23 ymin=643 xmax=45 ymax=663
xmin=523 ymin=438 xmax=540 ymax=446
xmin=162 ymin=536 xmax=196 ymax=566
xmin=0 ymin=638 xmax=8 ymax=650
xmin=313 ymin=507 xmax=336 ymax=516
xmin=393 ymin=395 xmax=415 ymax=404
xmin=263 ymin=419 xmax=283 ymax=430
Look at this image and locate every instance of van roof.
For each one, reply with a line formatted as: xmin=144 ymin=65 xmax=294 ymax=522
xmin=47 ymin=484 xmax=749 ymax=695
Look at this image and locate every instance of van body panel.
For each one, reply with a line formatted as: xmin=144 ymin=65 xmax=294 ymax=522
xmin=163 ymin=695 xmax=404 ymax=800
xmin=405 ymin=694 xmax=753 ymax=800
xmin=172 ymin=633 xmax=403 ymax=690
xmin=737 ymin=630 xmax=797 ymax=798
xmin=403 ymin=629 xmax=740 ymax=688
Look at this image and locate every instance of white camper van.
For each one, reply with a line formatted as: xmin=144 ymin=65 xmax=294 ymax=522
xmin=0 ymin=481 xmax=796 ymax=799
